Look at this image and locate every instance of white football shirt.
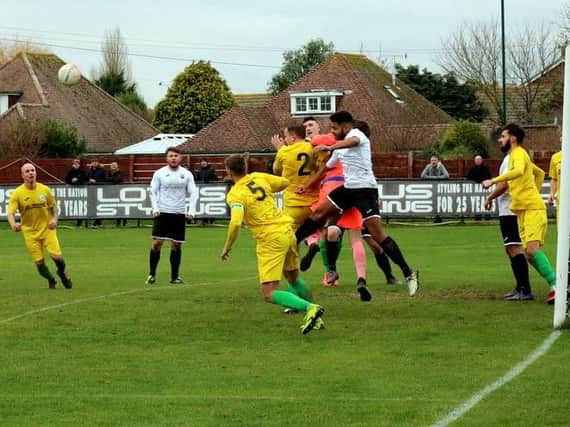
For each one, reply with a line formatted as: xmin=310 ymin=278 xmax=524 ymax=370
xmin=497 ymin=155 xmax=514 ymax=217
xmin=150 ymin=166 xmax=198 ymax=215
xmin=337 ymin=128 xmax=377 ymax=189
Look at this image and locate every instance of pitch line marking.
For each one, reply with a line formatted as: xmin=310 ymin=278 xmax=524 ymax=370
xmin=0 ymin=275 xmax=257 ymax=326
xmin=431 ymin=330 xmax=562 ymax=427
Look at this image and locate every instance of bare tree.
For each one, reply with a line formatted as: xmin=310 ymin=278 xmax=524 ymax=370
xmin=508 ymin=24 xmax=558 ymax=123
xmin=438 ymin=20 xmax=557 ymax=124
xmin=94 ymin=26 xmax=132 ymax=82
xmin=561 ymin=2 xmax=570 ymax=44
xmin=0 ymin=39 xmax=50 ymax=67
xmin=1 ymin=118 xmax=46 ymax=158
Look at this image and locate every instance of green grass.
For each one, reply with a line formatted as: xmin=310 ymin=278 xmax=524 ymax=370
xmin=0 ymin=222 xmax=568 ymax=426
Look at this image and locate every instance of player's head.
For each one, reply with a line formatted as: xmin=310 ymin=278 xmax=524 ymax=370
xmin=302 ymin=117 xmax=320 ymax=139
xmin=285 ymin=125 xmax=306 ymax=143
xmin=329 ymin=111 xmax=354 ymax=140
xmin=353 ymin=120 xmax=371 ymax=138
xmin=225 ymin=154 xmax=247 ymax=179
xmin=165 ymin=146 xmax=182 ymax=168
xmin=21 ymin=163 xmax=36 ymax=184
xmin=499 ymin=123 xmax=525 ymax=153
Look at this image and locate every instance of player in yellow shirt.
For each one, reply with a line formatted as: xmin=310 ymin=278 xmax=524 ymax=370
xmin=548 ymin=150 xmax=561 ymax=222
xmin=7 ymin=163 xmax=72 ymax=289
xmin=272 ymin=125 xmax=319 ymax=229
xmin=220 ymin=154 xmax=324 ymax=334
xmin=483 ymin=124 xmax=555 ymax=303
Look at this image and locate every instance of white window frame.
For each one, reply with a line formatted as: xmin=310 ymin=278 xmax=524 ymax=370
xmin=290 ymin=90 xmax=343 ymax=116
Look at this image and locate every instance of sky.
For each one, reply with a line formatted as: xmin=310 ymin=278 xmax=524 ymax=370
xmin=1 ymin=0 xmax=564 ymax=107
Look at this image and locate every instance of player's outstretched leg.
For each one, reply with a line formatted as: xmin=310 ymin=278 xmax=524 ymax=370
xmin=52 ymin=256 xmax=72 ymax=289
xmin=36 ymin=260 xmax=56 ymax=289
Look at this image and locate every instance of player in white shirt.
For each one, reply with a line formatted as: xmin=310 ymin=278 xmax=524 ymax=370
xmin=484 ymin=151 xmax=533 ymax=300
xmin=146 ymin=147 xmax=198 ymax=285
xmin=295 ymin=111 xmax=419 ymax=296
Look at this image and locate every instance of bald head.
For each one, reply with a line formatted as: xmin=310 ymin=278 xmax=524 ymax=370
xmin=21 ymin=163 xmax=36 ymax=186
xmin=474 ymin=155 xmax=483 ymax=166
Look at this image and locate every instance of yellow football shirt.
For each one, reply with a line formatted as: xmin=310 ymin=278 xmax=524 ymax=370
xmin=226 ymin=172 xmax=293 ymax=241
xmin=491 ymin=146 xmax=545 ymax=211
xmin=273 ymin=141 xmax=318 ymax=207
xmin=8 ymin=183 xmax=56 ymax=240
xmin=549 ymin=151 xmax=562 ymax=202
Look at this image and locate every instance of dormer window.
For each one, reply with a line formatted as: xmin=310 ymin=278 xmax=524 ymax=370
xmin=290 ymin=90 xmax=343 ymax=116
xmin=0 ymin=91 xmax=23 ymax=115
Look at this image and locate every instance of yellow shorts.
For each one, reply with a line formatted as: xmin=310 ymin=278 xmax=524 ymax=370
xmin=24 ymin=230 xmax=62 ymax=263
xmin=516 ymin=209 xmax=547 ymax=246
xmin=284 ymin=205 xmax=312 ymax=230
xmin=256 ymin=229 xmax=299 ymax=283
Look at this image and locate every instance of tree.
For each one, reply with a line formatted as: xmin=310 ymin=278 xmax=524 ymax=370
xmin=153 ymin=61 xmax=235 ymax=134
xmin=4 ymin=119 xmax=86 ymax=158
xmin=434 ymin=121 xmax=489 ymax=159
xmin=94 ymin=27 xmax=149 ymax=119
xmin=395 ymin=64 xmax=487 ymax=121
xmin=268 ymin=39 xmax=334 ymax=94
xmin=438 ymin=21 xmax=558 ymax=124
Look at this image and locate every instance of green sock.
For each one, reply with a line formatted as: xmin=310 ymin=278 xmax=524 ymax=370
xmin=290 ymin=278 xmax=312 ymax=302
xmin=319 ymin=239 xmax=330 ymax=272
xmin=36 ymin=263 xmax=55 ymax=281
xmin=287 ymin=283 xmax=299 ymax=296
xmin=529 ymin=251 xmax=556 ymax=288
xmin=271 ymin=290 xmax=311 ymax=312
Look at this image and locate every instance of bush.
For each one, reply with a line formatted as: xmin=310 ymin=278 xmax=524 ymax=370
xmin=40 ymin=120 xmax=87 ymax=158
xmin=434 ymin=121 xmax=488 ymax=159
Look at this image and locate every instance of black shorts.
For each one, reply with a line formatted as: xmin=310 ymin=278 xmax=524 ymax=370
xmin=152 ymin=213 xmax=186 ymax=243
xmin=327 ymin=186 xmax=380 ymax=220
xmin=499 ymin=215 xmax=521 ymax=246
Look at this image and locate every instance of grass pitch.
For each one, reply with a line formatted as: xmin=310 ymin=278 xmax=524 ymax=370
xmin=0 ymin=222 xmax=568 ymax=426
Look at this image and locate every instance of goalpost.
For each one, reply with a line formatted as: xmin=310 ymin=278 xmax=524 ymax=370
xmin=553 ymin=45 xmax=570 ymax=329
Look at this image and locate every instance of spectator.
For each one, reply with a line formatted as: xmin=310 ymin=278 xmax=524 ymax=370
xmin=421 ymin=156 xmax=449 ymax=180
xmin=88 ymin=159 xmax=106 ymax=227
xmin=106 ymin=162 xmax=127 ymax=227
xmin=195 ymin=159 xmax=218 ymax=183
xmin=65 ymin=158 xmax=87 ymax=185
xmin=65 ymin=159 xmax=87 ymax=228
xmin=466 ymin=155 xmax=491 ymax=183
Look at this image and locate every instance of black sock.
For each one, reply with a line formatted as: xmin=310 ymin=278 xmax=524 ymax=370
xmin=380 ymin=236 xmax=412 ymax=277
xmin=511 ymin=253 xmax=531 ymax=294
xmin=53 ymin=258 xmax=66 ymax=279
xmin=374 ymin=251 xmax=393 ymax=280
xmin=37 ymin=262 xmax=55 ymax=281
xmin=326 ymin=239 xmax=341 ymax=271
xmin=149 ymin=249 xmax=160 ymax=276
xmin=295 ymin=218 xmax=324 ymax=243
xmin=170 ymin=250 xmax=181 ymax=281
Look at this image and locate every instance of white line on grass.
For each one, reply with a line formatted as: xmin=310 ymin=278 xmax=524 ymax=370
xmin=0 ymin=275 xmax=257 ymax=326
xmin=431 ymin=330 xmax=562 ymax=427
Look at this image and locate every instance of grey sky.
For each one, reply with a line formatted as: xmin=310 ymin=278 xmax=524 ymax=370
xmin=1 ymin=0 xmax=564 ymax=107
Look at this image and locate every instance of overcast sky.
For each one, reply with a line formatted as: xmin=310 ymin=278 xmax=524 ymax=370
xmin=1 ymin=0 xmax=564 ymax=107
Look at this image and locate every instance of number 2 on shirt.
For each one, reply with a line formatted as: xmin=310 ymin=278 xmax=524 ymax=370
xmin=297 ymin=152 xmax=311 ymax=176
xmin=246 ymin=181 xmax=267 ymax=201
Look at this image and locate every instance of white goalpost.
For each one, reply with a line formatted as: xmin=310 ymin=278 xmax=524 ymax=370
xmin=553 ymin=45 xmax=570 ymax=329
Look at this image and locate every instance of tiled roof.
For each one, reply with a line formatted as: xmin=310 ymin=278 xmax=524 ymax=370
xmin=0 ymin=52 xmax=157 ymax=153
xmin=180 ymin=53 xmax=451 ymax=154
xmin=234 ymin=93 xmax=272 ymax=106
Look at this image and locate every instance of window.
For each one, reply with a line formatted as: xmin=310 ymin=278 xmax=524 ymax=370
xmin=290 ymin=90 xmax=342 ymax=116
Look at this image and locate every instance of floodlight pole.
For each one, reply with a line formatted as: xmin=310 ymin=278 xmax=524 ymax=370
xmin=501 ymin=0 xmax=507 ymax=125
xmin=553 ymin=45 xmax=570 ymax=329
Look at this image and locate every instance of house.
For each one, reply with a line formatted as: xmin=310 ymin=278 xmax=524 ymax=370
xmin=0 ymin=52 xmax=157 ymax=153
xmin=179 ymin=53 xmax=452 ymax=155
